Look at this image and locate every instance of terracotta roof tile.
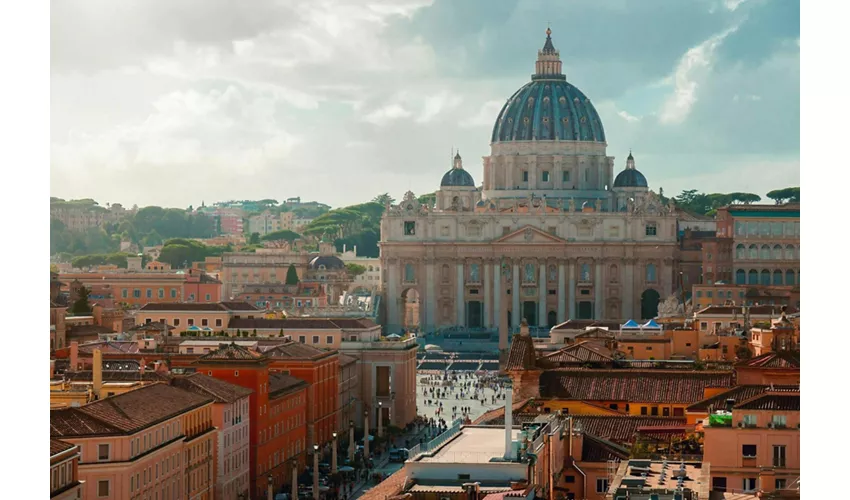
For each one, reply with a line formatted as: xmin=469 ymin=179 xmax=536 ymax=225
xmin=219 ymin=301 xmax=260 ymax=311
xmin=66 ymin=370 xmax=170 ymax=383
xmin=78 ymin=341 xmax=141 ymax=354
xmin=359 ymin=466 xmax=407 ymax=500
xmin=735 ymin=394 xmax=800 ymax=411
xmin=737 ymin=350 xmax=800 ymax=369
xmin=56 ymin=384 xmax=212 ymax=436
xmin=195 ymin=342 xmax=266 ymax=362
xmin=339 ymin=353 xmax=358 ymax=366
xmin=505 ymin=334 xmax=538 ymax=371
xmin=572 ymin=415 xmax=689 ymax=445
xmin=170 ymin=373 xmax=253 ymax=403
xmin=50 ymin=438 xmax=77 ymax=457
xmin=687 ymin=385 xmax=799 ymax=412
xmin=540 ymin=369 xmax=734 ymax=404
xmin=268 ymin=373 xmax=308 ymax=399
xmin=581 ymin=433 xmax=630 ymax=462
xmin=51 ymin=407 xmax=123 ymax=437
xmin=260 ymin=340 xmax=332 ymax=360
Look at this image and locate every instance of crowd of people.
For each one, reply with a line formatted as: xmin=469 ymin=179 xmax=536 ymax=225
xmin=418 ymin=371 xmax=508 ymax=422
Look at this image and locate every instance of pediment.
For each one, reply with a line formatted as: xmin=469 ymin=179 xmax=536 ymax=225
xmin=493 ymin=225 xmax=565 ymax=244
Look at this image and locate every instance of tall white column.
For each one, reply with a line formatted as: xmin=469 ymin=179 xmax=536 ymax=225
xmin=483 ymin=261 xmax=492 ymax=328
xmin=456 ymin=261 xmax=465 ymax=326
xmin=512 ymin=262 xmax=520 ymax=328
xmin=387 ymin=260 xmax=400 ymax=333
xmin=426 ymin=260 xmax=436 ymax=332
xmin=568 ymin=259 xmax=576 ymax=319
xmin=538 ymin=260 xmax=546 ymax=327
xmin=595 ymin=260 xmax=604 ymax=320
xmin=493 ymin=262 xmax=501 ymax=329
xmin=557 ymin=261 xmax=566 ymax=323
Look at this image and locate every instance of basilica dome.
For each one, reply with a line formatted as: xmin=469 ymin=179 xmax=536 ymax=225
xmin=440 ymin=151 xmax=476 ymax=187
xmin=491 ymin=29 xmax=606 ymax=144
xmin=613 ymin=152 xmax=648 ymax=188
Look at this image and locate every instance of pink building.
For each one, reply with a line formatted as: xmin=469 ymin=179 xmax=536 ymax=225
xmin=170 ymin=374 xmax=252 ymax=500
xmin=51 ymin=439 xmax=82 ymax=499
xmin=702 ymin=389 xmax=800 ymax=495
xmin=50 ymin=383 xmax=217 ymax=500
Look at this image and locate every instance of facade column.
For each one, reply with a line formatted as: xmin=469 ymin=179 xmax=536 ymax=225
xmin=483 ymin=260 xmax=492 ymax=328
xmin=538 ymin=260 xmax=546 ymax=328
xmin=662 ymin=257 xmax=674 ymax=299
xmin=387 ymin=259 xmax=400 ymax=333
xmin=456 ymin=261 xmax=465 ymax=327
xmin=624 ymin=258 xmax=635 ymax=319
xmin=595 ymin=260 xmax=604 ymax=320
xmin=425 ymin=259 xmax=436 ymax=333
xmin=568 ymin=259 xmax=576 ymax=319
xmin=512 ymin=261 xmax=520 ymax=329
xmin=493 ymin=261 xmax=502 ymax=336
xmin=557 ymin=260 xmax=566 ymax=323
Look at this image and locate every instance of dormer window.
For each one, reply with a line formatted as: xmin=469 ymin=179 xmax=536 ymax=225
xmin=404 ymin=221 xmax=416 ymax=236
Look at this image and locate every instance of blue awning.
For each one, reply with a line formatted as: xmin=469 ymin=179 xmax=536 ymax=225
xmin=622 ymin=319 xmax=640 ymax=328
xmin=643 ymin=319 xmax=660 ymax=328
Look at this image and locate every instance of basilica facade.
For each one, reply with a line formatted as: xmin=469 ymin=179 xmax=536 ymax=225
xmin=380 ymin=29 xmax=678 ymax=338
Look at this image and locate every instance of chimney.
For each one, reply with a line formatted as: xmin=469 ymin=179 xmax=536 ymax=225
xmin=504 ymin=380 xmax=514 ymax=459
xmin=70 ymin=341 xmax=79 ymax=372
xmin=140 ymin=358 xmax=146 ymax=375
xmin=93 ymin=349 xmax=103 ymax=400
xmin=725 ymin=399 xmax=736 ymax=411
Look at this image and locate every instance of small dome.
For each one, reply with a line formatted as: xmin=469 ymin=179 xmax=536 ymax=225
xmin=613 ymin=169 xmax=648 ymax=188
xmin=440 ymin=168 xmax=475 ymax=187
xmin=308 ymin=255 xmax=345 ymax=270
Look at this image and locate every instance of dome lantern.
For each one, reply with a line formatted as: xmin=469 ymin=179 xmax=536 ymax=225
xmin=613 ymin=151 xmax=648 ymax=188
xmin=534 ymin=27 xmax=564 ymax=80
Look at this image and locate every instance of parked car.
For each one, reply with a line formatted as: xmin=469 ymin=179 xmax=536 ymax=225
xmin=388 ymin=448 xmax=409 ymax=462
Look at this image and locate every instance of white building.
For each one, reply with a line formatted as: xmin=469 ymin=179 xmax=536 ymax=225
xmin=339 ymin=245 xmax=382 ymax=292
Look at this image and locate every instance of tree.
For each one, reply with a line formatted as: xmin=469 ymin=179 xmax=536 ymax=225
xmin=249 ymin=232 xmax=261 ymax=245
xmin=285 ymin=264 xmax=300 ymax=285
xmin=766 ymin=187 xmax=800 ymax=205
xmin=345 ymin=263 xmax=367 ymax=277
xmin=417 ymin=192 xmax=437 ymax=208
xmin=69 ymin=285 xmax=92 ymax=315
xmin=50 ymin=263 xmax=59 ymax=273
xmin=371 ymin=193 xmax=396 ymax=206
xmin=261 ymin=230 xmax=301 ymax=243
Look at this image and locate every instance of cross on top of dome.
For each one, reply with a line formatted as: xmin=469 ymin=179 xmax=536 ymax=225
xmin=535 ymin=26 xmax=563 ymax=80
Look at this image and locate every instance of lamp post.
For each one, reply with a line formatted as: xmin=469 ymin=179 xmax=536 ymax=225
xmin=267 ymin=475 xmax=274 ymax=500
xmin=363 ymin=410 xmax=370 ymax=462
xmin=348 ymin=420 xmax=355 ymax=463
xmin=332 ymin=432 xmax=338 ymax=474
xmin=291 ymin=461 xmax=298 ymax=500
xmin=313 ymin=444 xmax=320 ymax=500
xmin=378 ymin=401 xmax=383 ymax=438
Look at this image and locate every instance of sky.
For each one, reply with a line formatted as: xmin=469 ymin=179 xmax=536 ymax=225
xmin=50 ymin=0 xmax=800 ymax=209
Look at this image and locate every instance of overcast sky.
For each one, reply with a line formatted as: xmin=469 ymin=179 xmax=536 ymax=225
xmin=50 ymin=0 xmax=799 ymax=209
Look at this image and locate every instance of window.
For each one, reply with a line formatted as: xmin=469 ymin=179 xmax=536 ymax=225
xmin=776 ymin=479 xmax=787 ymax=489
xmin=773 ymin=445 xmax=786 ymax=467
xmin=580 ymin=263 xmax=591 ymax=282
xmin=542 ymin=171 xmax=550 ymax=182
xmin=122 ymin=289 xmax=128 ymax=298
xmin=522 ymin=170 xmax=529 ymax=182
xmin=133 ymin=289 xmax=141 ymax=298
xmin=673 ymin=407 xmax=684 ymax=417
xmin=771 ymin=415 xmax=787 ymax=428
xmin=98 ymin=444 xmax=110 ymax=461
xmin=458 ymin=474 xmax=471 ymax=481
xmin=206 ymin=293 xmax=211 ymax=301
xmin=171 ymin=289 xmax=177 ymax=298
xmin=98 ymin=480 xmax=110 ymax=497
xmin=201 ymin=319 xmax=208 ymax=327
xmin=608 ymin=226 xmax=619 ymax=238
xmin=646 ymin=263 xmax=657 ymax=283
xmin=645 ymin=222 xmax=657 ymax=236
xmin=299 ymin=335 xmax=306 ymax=343
xmin=312 ymin=336 xmax=319 ymax=344
xmin=147 ymin=289 xmax=153 ymax=298
xmin=742 ymin=444 xmax=757 ymax=458
xmin=174 ymin=318 xmax=180 ymax=326
xmin=188 ymin=318 xmax=194 ymax=326
xmin=562 ymin=171 xmax=570 ymax=182
xmin=596 ymin=478 xmax=609 ymax=493
xmin=712 ymin=477 xmax=727 ymax=492
xmin=215 ymin=319 xmax=222 ymax=327
xmin=743 ymin=478 xmax=757 ymax=492
xmin=234 ymin=370 xmax=239 ymax=377
xmin=743 ymin=414 xmax=757 ymax=427
xmin=403 ymin=221 xmax=416 ymax=236
xmin=404 ymin=263 xmax=415 ymax=282
xmin=326 ymin=335 xmax=333 ymax=344
xmin=565 ymin=475 xmax=575 ymax=483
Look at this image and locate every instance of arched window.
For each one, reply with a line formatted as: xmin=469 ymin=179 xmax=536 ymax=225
xmin=772 ymin=245 xmax=782 ymax=260
xmin=748 ymin=269 xmax=758 ymax=285
xmin=580 ymin=263 xmax=591 ymax=281
xmin=785 ymin=270 xmax=795 ymax=286
xmin=646 ymin=263 xmax=657 ymax=283
xmin=773 ymin=270 xmax=783 ymax=285
xmin=785 ymin=245 xmax=795 ymax=260
xmin=760 ymin=270 xmax=770 ymax=286
xmin=368 ymin=266 xmax=373 ymax=272
xmin=736 ymin=244 xmax=746 ymax=259
xmin=404 ymin=263 xmax=415 ymax=282
xmin=748 ymin=245 xmax=758 ymax=259
xmin=735 ymin=269 xmax=746 ymax=285
xmin=760 ymin=245 xmax=770 ymax=260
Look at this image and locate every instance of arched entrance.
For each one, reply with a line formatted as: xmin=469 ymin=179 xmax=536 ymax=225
xmin=401 ymin=288 xmax=420 ymax=330
xmin=640 ymin=289 xmax=661 ymax=320
xmin=547 ymin=310 xmax=557 ymax=328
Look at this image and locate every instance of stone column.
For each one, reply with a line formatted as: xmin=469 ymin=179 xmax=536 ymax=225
xmin=456 ymin=261 xmax=465 ymax=327
xmin=425 ymin=259 xmax=436 ymax=332
xmin=387 ymin=259 xmax=400 ymax=333
xmin=483 ymin=260 xmax=492 ymax=328
xmin=595 ymin=260 xmax=604 ymax=320
xmin=568 ymin=259 xmax=576 ymax=319
xmin=512 ymin=261 xmax=520 ymax=328
xmin=624 ymin=258 xmax=635 ymax=319
xmin=494 ymin=261 xmax=505 ymax=347
xmin=538 ymin=260 xmax=546 ymax=327
xmin=662 ymin=257 xmax=674 ymax=299
xmin=557 ymin=260 xmax=566 ymax=323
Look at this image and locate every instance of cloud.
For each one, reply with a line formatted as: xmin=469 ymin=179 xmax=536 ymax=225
xmin=724 ymin=0 xmax=748 ymax=11
xmin=617 ymin=110 xmax=641 ymax=122
xmin=659 ymin=25 xmax=739 ymax=124
xmin=460 ymin=100 xmax=503 ymax=128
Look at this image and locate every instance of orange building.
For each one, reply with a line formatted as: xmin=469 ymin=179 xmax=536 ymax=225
xmin=735 ymin=350 xmax=800 ymax=386
xmin=51 ymin=439 xmax=82 ymax=500
xmin=192 ymin=343 xmax=308 ymax=499
xmin=60 ymin=268 xmax=222 ymax=306
xmin=702 ymin=389 xmax=800 ymax=495
xmin=50 ymin=383 xmax=217 ymax=500
xmin=135 ymin=301 xmax=262 ymax=333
